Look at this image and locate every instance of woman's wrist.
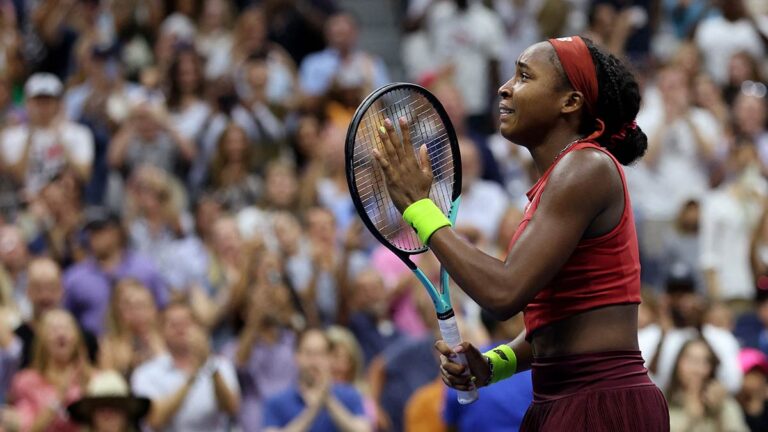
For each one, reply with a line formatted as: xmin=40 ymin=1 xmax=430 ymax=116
xmin=402 ymin=199 xmax=451 ymax=245
xmin=482 ymin=344 xmax=518 ymax=385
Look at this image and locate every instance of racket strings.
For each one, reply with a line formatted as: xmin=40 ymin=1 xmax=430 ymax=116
xmin=351 ymin=88 xmax=456 ymax=252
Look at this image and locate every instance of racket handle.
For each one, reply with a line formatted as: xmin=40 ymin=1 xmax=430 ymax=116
xmin=438 ymin=314 xmax=479 ymax=404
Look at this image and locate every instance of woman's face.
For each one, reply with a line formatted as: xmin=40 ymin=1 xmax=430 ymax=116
xmin=497 ymin=42 xmax=572 ymax=146
xmin=223 ymin=127 xmax=249 ymax=162
xmin=122 ymin=287 xmax=157 ymax=332
xmin=677 ymin=341 xmax=713 ymax=389
xmin=330 ymin=344 xmax=354 ymax=382
xmin=297 ymin=116 xmax=321 ymax=158
xmin=91 ymin=407 xmax=128 ymax=432
xmin=176 ymin=53 xmax=200 ymax=94
xmin=265 ymin=166 xmax=298 ymax=208
xmin=43 ymin=311 xmax=79 ymax=364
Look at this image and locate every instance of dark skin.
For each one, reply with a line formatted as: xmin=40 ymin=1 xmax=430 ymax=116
xmin=373 ymin=42 xmax=639 ymax=392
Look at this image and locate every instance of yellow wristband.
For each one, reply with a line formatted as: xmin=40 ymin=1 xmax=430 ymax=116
xmin=402 ymin=198 xmax=451 ymax=245
xmin=483 ymin=344 xmax=517 ymax=384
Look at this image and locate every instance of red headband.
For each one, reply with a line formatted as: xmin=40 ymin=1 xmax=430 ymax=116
xmin=548 ymin=36 xmax=599 ymax=119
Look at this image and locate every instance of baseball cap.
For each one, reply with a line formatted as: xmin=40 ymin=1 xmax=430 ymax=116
xmin=739 ymin=348 xmax=768 ymax=375
xmin=24 ymin=73 xmax=63 ymax=98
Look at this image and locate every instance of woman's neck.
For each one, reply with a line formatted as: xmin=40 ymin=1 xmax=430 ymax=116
xmin=528 ymin=129 xmax=585 ymax=174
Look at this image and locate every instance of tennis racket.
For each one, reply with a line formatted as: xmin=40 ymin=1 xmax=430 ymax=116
xmin=345 ymin=82 xmax=478 ymax=404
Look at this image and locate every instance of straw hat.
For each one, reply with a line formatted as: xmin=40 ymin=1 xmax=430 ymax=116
xmin=67 ymin=370 xmax=150 ymax=424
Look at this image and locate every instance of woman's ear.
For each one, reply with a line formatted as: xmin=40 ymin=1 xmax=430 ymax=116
xmin=561 ymin=91 xmax=585 ymax=115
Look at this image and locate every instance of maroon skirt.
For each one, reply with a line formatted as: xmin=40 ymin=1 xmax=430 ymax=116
xmin=520 ymin=350 xmax=669 ymax=432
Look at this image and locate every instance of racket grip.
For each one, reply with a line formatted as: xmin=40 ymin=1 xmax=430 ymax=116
xmin=438 ymin=314 xmax=479 ymax=404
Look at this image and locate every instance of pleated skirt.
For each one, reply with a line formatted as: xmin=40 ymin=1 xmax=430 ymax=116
xmin=520 ymin=350 xmax=669 ymax=431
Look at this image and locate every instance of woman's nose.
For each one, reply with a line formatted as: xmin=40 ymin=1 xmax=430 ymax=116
xmin=498 ymin=82 xmax=512 ymax=98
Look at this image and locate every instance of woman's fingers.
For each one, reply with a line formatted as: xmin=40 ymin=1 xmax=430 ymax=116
xmin=435 ymin=340 xmax=476 ymax=390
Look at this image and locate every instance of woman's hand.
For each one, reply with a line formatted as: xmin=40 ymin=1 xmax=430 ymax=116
xmin=435 ymin=340 xmax=489 ymax=391
xmin=372 ymin=117 xmax=433 ymax=213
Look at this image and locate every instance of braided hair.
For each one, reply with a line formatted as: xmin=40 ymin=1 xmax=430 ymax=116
xmin=554 ymin=39 xmax=648 ymax=166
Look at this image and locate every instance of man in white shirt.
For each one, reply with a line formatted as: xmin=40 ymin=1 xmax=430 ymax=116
xmin=131 ymin=302 xmax=240 ymax=432
xmin=694 ymin=0 xmax=766 ymax=84
xmin=0 ymin=73 xmax=94 ymax=199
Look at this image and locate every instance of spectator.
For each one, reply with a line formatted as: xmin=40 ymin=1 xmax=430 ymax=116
xmin=195 ymin=0 xmax=234 ymax=80
xmin=107 ymin=97 xmax=196 ymax=180
xmin=733 ymin=287 xmax=768 ymax=356
xmin=165 ymin=46 xmax=212 ymax=147
xmin=99 ymin=279 xmax=165 ymax=377
xmin=0 ymin=225 xmax=30 ymax=321
xmin=0 ymin=257 xmax=98 ymax=392
xmin=639 ymin=275 xmax=743 ymax=393
xmin=131 ymin=301 xmax=241 ymax=432
xmin=206 ymin=123 xmax=263 ymax=212
xmin=694 ymin=0 xmax=766 ymax=84
xmin=299 ymin=12 xmax=389 ymax=103
xmin=223 ymin=250 xmax=300 ymax=432
xmin=723 ymin=51 xmax=765 ymax=104
xmin=700 ymin=140 xmax=766 ymax=303
xmin=442 ymin=311 xmax=533 ymax=432
xmin=67 ymin=369 xmax=151 ymax=432
xmin=662 ymin=200 xmax=705 ymax=294
xmin=1 ymin=73 xmax=94 ymax=199
xmin=732 ymin=92 xmax=768 ymax=178
xmin=23 ymin=170 xmax=86 ymax=268
xmin=737 ymin=348 xmax=768 ymax=431
xmin=345 ymin=269 xmax=403 ymax=366
xmin=666 ymin=338 xmax=749 ymax=431
xmin=263 ymin=328 xmax=370 ymax=432
xmin=4 ymin=309 xmax=93 ymax=432
xmin=454 ymin=137 xmax=509 ymax=243
xmin=124 ymin=164 xmax=204 ymax=293
xmin=629 ymin=65 xmax=723 ymax=288
xmin=326 ymin=325 xmax=376 ymax=425
xmin=421 ymin=0 xmax=504 ymax=136
xmin=63 ymin=207 xmax=168 ymax=335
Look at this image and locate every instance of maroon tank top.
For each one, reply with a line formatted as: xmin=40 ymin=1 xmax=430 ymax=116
xmin=507 ymin=141 xmax=641 ymax=337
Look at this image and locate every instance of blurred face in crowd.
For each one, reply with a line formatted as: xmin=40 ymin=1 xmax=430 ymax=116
xmin=296 ymin=329 xmax=331 ymax=382
xmin=88 ymin=225 xmax=123 ymax=260
xmin=658 ymin=67 xmax=690 ymax=108
xmin=27 ymin=96 xmax=60 ymax=127
xmin=330 ymin=341 xmax=355 ymax=383
xmin=245 ymin=59 xmax=269 ymax=94
xmin=677 ymin=200 xmax=699 ymax=233
xmin=693 ymin=74 xmax=723 ymax=109
xmin=307 ymin=208 xmax=336 ymax=245
xmin=221 ymin=125 xmax=249 ymax=163
xmin=733 ymin=93 xmax=767 ymax=135
xmin=212 ymin=218 xmax=243 ymax=256
xmin=236 ymin=9 xmax=267 ymax=52
xmin=589 ymin=3 xmax=617 ymax=37
xmin=195 ymin=197 xmax=223 ymax=239
xmin=41 ymin=309 xmax=81 ymax=365
xmin=176 ymin=51 xmax=202 ymax=95
xmin=91 ymin=407 xmax=128 ymax=432
xmin=353 ymin=270 xmax=388 ymax=317
xmin=200 ymin=0 xmax=230 ymax=30
xmin=265 ymin=163 xmax=298 ymax=209
xmin=0 ymin=226 xmax=28 ymax=273
xmin=162 ymin=304 xmax=196 ymax=353
xmin=27 ymin=258 xmax=63 ymax=317
xmin=672 ymin=43 xmax=701 ymax=78
xmin=296 ymin=115 xmax=322 ymax=160
xmin=675 ymin=340 xmax=715 ymax=390
xmin=325 ymin=14 xmax=357 ymax=53
xmin=728 ymin=52 xmax=757 ymax=86
xmin=742 ymin=368 xmax=768 ymax=397
xmin=668 ymin=290 xmax=706 ymax=328
xmin=118 ymin=282 xmax=157 ymax=334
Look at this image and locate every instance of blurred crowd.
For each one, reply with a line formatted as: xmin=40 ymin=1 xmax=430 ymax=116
xmin=0 ymin=0 xmax=767 ymax=431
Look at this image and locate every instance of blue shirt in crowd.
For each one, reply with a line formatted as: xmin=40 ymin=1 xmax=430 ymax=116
xmin=263 ymin=383 xmax=365 ymax=432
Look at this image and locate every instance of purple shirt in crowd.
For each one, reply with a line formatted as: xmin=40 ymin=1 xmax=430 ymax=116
xmin=223 ymin=329 xmax=297 ymax=432
xmin=63 ymin=250 xmax=169 ymax=335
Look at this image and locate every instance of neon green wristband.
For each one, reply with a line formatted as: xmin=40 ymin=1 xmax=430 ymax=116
xmin=483 ymin=344 xmax=517 ymax=384
xmin=402 ymin=198 xmax=451 ymax=245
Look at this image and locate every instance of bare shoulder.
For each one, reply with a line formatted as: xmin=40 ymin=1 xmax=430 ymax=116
xmin=541 ymin=147 xmax=622 ymax=214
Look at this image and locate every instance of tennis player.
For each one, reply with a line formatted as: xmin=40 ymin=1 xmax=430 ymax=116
xmin=373 ymin=36 xmax=669 ymax=430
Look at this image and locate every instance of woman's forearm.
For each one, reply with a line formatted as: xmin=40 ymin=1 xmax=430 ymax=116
xmin=429 ymin=228 xmax=528 ymax=320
